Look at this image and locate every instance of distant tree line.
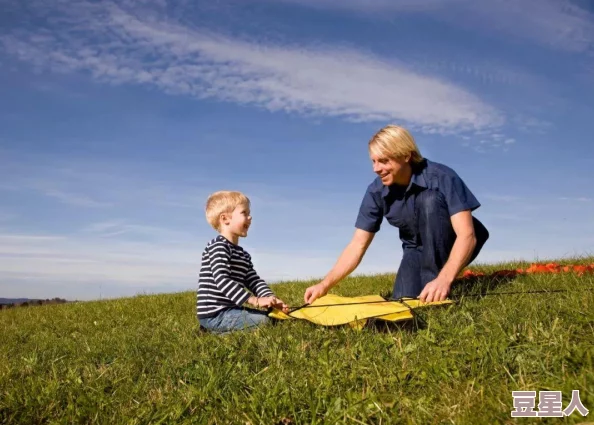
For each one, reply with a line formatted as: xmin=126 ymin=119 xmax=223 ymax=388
xmin=0 ymin=298 xmax=69 ymax=310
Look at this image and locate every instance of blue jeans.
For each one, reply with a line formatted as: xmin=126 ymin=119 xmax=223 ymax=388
xmin=391 ymin=189 xmax=489 ymax=299
xmin=199 ymin=307 xmax=270 ymax=334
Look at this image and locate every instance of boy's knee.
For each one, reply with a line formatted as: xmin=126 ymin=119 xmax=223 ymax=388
xmin=244 ymin=311 xmax=270 ymax=328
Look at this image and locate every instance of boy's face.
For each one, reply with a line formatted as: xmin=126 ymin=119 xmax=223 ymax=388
xmin=222 ymin=203 xmax=252 ymax=237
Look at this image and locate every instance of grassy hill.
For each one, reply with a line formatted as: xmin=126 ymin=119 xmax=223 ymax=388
xmin=1 ymin=258 xmax=593 ymax=424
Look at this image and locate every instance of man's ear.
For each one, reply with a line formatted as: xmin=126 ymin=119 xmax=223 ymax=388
xmin=404 ymin=153 xmax=411 ymax=163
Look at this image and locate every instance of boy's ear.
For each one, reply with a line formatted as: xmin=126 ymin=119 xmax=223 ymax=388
xmin=219 ymin=213 xmax=226 ymax=225
xmin=219 ymin=212 xmax=230 ymax=225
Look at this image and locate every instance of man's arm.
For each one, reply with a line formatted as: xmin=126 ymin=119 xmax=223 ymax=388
xmin=419 ymin=210 xmax=476 ymax=302
xmin=303 ymin=229 xmax=375 ymax=304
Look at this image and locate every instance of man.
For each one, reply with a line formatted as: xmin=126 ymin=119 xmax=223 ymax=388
xmin=304 ymin=125 xmax=489 ymax=304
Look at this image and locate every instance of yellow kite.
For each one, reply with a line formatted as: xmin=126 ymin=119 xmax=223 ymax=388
xmin=269 ymin=294 xmax=452 ymax=329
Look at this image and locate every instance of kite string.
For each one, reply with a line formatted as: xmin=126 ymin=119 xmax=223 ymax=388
xmin=282 ymin=262 xmax=594 ymax=312
xmin=282 ymin=287 xmax=594 ymax=313
xmin=276 ymin=297 xmax=419 ymax=322
xmin=287 ymin=299 xmax=411 ymax=313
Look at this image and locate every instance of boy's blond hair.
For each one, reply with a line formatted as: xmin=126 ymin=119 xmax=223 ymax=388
xmin=205 ymin=191 xmax=250 ymax=231
xmin=368 ymin=125 xmax=424 ymax=165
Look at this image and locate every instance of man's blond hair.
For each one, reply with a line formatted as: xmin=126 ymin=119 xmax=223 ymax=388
xmin=205 ymin=191 xmax=250 ymax=231
xmin=368 ymin=125 xmax=424 ymax=164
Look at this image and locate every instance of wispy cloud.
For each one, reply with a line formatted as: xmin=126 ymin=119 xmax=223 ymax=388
xmin=483 ymin=194 xmax=520 ymax=203
xmin=513 ymin=116 xmax=555 ymax=134
xmin=0 ymin=144 xmax=410 ymax=300
xmin=271 ymin=0 xmax=594 ymax=53
xmin=458 ymin=0 xmax=594 ymax=53
xmin=559 ymin=197 xmax=592 ymax=202
xmin=0 ymin=227 xmax=403 ymax=300
xmin=480 ymin=213 xmax=529 ymax=222
xmin=0 ymin=233 xmax=199 ymax=293
xmin=0 ymin=213 xmax=15 ymax=222
xmin=407 ymin=58 xmax=551 ymax=90
xmin=272 ymin=0 xmax=455 ymax=13
xmin=42 ymin=189 xmax=113 ymax=208
xmin=82 ymin=220 xmax=191 ymax=241
xmin=0 ymin=152 xmax=210 ymax=211
xmin=462 ymin=131 xmax=518 ymax=152
xmin=0 ymin=0 xmax=503 ymax=135
xmin=0 ymin=150 xmax=398 ymax=299
xmin=1 ymin=173 xmax=115 ymax=209
xmin=1 ymin=150 xmax=592 ymax=300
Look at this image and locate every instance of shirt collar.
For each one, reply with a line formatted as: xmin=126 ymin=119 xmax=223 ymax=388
xmin=381 ymin=159 xmax=428 ymax=198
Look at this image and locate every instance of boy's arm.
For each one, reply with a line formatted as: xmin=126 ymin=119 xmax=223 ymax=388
xmin=245 ymin=257 xmax=274 ymax=298
xmin=209 ymin=243 xmax=252 ymax=306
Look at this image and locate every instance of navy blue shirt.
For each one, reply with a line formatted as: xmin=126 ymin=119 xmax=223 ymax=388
xmin=355 ymin=158 xmax=480 ymax=248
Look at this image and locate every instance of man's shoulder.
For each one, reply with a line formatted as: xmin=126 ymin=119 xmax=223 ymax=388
xmin=423 ymin=158 xmax=461 ymax=181
xmin=365 ymin=176 xmax=384 ymax=194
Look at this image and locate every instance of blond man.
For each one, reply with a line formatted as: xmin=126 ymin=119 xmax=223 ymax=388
xmin=304 ymin=125 xmax=489 ymax=304
xmin=197 ymin=191 xmax=288 ymax=334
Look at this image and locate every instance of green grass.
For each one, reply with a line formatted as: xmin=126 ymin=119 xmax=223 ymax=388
xmin=1 ymin=257 xmax=593 ymax=424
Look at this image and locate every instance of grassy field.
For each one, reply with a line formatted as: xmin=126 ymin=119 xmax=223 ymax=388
xmin=1 ymin=258 xmax=593 ymax=424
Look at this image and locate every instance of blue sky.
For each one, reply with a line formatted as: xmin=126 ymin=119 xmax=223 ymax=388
xmin=1 ymin=0 xmax=593 ymax=301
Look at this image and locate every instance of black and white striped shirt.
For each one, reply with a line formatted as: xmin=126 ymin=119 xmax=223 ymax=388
xmin=196 ymin=235 xmax=274 ymax=319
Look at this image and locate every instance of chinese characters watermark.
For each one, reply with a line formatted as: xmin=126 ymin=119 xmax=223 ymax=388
xmin=511 ymin=390 xmax=589 ymax=417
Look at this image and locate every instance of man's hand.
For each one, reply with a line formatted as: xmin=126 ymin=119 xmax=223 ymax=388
xmin=304 ymin=282 xmax=329 ymax=304
xmin=419 ymin=277 xmax=452 ymax=303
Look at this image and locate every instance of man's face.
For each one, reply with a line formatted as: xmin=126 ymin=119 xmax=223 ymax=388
xmin=370 ymin=153 xmax=409 ymax=186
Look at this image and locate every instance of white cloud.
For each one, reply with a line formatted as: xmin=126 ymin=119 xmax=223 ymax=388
xmin=273 ymin=0 xmax=456 ymax=13
xmin=0 ymin=0 xmax=503 ymax=135
xmin=0 ymin=152 xmax=211 ymax=211
xmin=458 ymin=0 xmax=594 ymax=53
xmin=0 ymin=232 xmax=200 ymax=298
xmin=82 ymin=220 xmax=193 ymax=241
xmin=483 ymin=194 xmax=520 ymax=203
xmin=559 ymin=197 xmax=592 ymax=202
xmin=480 ymin=213 xmax=529 ymax=222
xmin=1 ymin=175 xmax=123 ymax=210
xmin=0 ymin=229 xmax=403 ymax=300
xmin=271 ymin=0 xmax=594 ymax=53
xmin=1 ymin=151 xmax=592 ymax=301
xmin=514 ymin=116 xmax=555 ymax=134
xmin=0 ymin=152 xmax=400 ymax=300
xmin=41 ymin=189 xmax=113 ymax=208
xmin=0 ymin=151 xmax=414 ymax=300
xmin=0 ymin=213 xmax=15 ymax=222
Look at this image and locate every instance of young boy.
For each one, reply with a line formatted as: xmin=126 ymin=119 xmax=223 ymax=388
xmin=197 ymin=190 xmax=288 ymax=334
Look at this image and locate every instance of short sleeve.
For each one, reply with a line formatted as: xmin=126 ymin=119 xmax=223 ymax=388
xmin=354 ymin=186 xmax=384 ymax=233
xmin=442 ymin=172 xmax=481 ymax=216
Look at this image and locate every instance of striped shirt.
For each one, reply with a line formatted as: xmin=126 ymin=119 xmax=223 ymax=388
xmin=196 ymin=235 xmax=274 ymax=319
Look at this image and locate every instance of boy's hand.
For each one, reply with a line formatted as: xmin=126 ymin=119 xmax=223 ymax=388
xmin=270 ymin=297 xmax=289 ymax=313
xmin=251 ymin=296 xmax=289 ymax=313
xmin=255 ymin=296 xmax=276 ymax=308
